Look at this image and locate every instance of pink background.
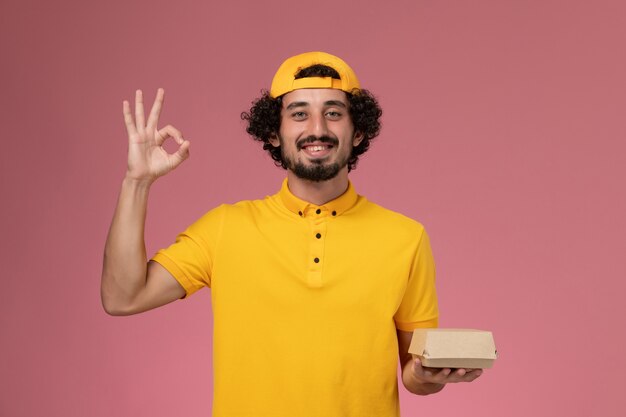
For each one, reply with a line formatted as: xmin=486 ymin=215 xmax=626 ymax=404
xmin=1 ymin=0 xmax=625 ymax=416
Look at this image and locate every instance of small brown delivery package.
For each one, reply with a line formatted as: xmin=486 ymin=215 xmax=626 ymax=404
xmin=408 ymin=329 xmax=497 ymax=369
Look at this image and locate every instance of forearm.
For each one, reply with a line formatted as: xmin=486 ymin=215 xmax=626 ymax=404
xmin=101 ymin=176 xmax=153 ymax=314
xmin=401 ymin=359 xmax=445 ymax=396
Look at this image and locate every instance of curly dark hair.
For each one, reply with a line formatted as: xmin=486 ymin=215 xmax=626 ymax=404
xmin=241 ymin=65 xmax=382 ymax=171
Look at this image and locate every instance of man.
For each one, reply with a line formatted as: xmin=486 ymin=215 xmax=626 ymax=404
xmin=101 ymin=51 xmax=482 ymax=416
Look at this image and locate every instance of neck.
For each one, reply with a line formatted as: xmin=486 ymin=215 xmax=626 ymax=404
xmin=286 ymin=168 xmax=350 ymax=206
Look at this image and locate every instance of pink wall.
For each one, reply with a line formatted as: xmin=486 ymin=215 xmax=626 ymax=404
xmin=1 ymin=0 xmax=625 ymax=416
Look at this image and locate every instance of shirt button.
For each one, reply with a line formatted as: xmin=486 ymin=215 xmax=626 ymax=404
xmin=315 ymin=233 xmax=321 ymax=239
xmin=316 ymin=208 xmax=321 ymax=214
xmin=332 ymin=211 xmax=337 ymax=216
xmin=298 ymin=211 xmax=303 ymax=216
xmin=314 ymin=257 xmax=320 ymax=263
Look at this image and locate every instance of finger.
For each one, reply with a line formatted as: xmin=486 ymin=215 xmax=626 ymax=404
xmin=412 ymin=359 xmax=426 ymax=377
xmin=168 ymin=140 xmax=190 ymax=169
xmin=154 ymin=128 xmax=169 ymax=146
xmin=135 ymin=89 xmax=145 ymax=133
xmin=413 ymin=359 xmax=443 ymax=382
xmin=465 ymin=369 xmax=483 ymax=382
xmin=427 ymin=368 xmax=451 ymax=384
xmin=156 ymin=124 xmax=184 ymax=146
xmin=147 ymin=88 xmax=165 ymax=130
xmin=463 ymin=373 xmax=482 ymax=383
xmin=445 ymin=369 xmax=482 ymax=384
xmin=122 ymin=100 xmax=137 ymax=137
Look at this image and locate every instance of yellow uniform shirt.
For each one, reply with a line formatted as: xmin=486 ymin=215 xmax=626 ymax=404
xmin=152 ymin=179 xmax=438 ymax=417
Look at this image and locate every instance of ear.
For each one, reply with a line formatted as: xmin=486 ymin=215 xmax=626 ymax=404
xmin=269 ymin=133 xmax=280 ymax=147
xmin=353 ymin=131 xmax=365 ymax=147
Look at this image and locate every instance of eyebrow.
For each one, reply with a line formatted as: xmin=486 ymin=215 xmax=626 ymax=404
xmin=285 ymin=100 xmax=348 ymax=110
xmin=285 ymin=101 xmax=309 ymax=110
xmin=324 ymin=100 xmax=348 ymax=108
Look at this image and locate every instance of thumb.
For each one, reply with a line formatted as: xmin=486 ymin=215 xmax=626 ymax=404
xmin=413 ymin=358 xmax=434 ymax=377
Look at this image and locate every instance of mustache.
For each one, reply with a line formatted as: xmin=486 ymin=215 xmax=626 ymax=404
xmin=296 ymin=136 xmax=339 ymax=150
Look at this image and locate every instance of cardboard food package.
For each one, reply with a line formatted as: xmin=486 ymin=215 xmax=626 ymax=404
xmin=408 ymin=329 xmax=497 ymax=369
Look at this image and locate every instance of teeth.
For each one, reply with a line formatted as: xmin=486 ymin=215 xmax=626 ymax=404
xmin=307 ymin=145 xmax=328 ymax=152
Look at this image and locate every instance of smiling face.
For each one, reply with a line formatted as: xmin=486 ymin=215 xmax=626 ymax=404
xmin=270 ymin=88 xmax=363 ymax=182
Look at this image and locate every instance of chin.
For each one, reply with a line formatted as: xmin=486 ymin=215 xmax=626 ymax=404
xmin=291 ymin=161 xmax=344 ymax=182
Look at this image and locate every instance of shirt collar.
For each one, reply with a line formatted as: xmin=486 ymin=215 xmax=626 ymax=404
xmin=278 ymin=178 xmax=359 ymax=217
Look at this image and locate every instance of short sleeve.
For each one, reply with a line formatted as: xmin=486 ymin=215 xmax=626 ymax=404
xmin=394 ymin=227 xmax=439 ymax=331
xmin=151 ymin=205 xmax=226 ymax=298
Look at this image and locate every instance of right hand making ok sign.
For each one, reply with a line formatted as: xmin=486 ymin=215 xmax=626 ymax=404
xmin=123 ymin=88 xmax=190 ymax=183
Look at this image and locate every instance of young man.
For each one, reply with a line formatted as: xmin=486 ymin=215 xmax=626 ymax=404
xmin=101 ymin=52 xmax=482 ymax=417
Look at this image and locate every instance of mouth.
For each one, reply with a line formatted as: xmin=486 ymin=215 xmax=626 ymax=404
xmin=300 ymin=143 xmax=334 ymax=158
xmin=297 ymin=136 xmax=338 ymax=159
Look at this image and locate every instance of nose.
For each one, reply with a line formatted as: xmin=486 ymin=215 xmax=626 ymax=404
xmin=308 ymin=112 xmax=330 ymax=138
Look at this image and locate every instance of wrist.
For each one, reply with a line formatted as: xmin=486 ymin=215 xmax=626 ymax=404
xmin=123 ymin=174 xmax=155 ymax=189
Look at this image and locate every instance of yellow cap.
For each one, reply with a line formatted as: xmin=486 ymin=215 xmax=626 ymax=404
xmin=270 ymin=51 xmax=360 ymax=98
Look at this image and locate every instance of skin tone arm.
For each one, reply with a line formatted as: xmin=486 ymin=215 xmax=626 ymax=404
xmin=397 ymin=330 xmax=483 ymax=395
xmin=101 ymin=89 xmax=189 ymax=316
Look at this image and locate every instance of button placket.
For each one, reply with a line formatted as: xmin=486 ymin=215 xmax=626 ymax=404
xmin=307 ymin=209 xmax=327 ymax=287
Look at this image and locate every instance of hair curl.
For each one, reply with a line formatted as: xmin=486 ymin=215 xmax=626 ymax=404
xmin=241 ymin=65 xmax=382 ymax=171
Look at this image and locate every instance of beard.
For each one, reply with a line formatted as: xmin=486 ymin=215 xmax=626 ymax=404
xmin=290 ymin=159 xmax=342 ymax=182
xmin=280 ymin=135 xmax=350 ymax=182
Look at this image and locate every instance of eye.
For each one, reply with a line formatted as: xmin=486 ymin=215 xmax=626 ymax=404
xmin=325 ymin=110 xmax=342 ymax=120
xmin=291 ymin=111 xmax=307 ymax=120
